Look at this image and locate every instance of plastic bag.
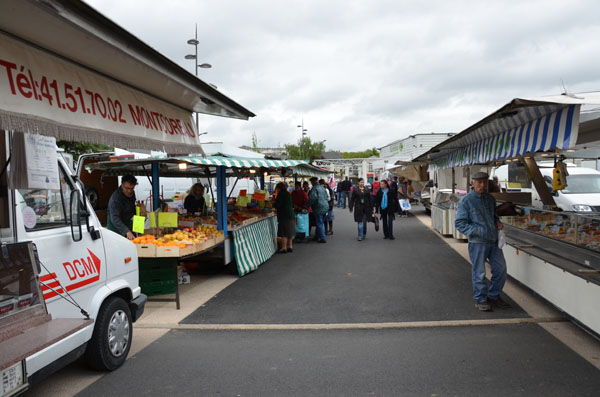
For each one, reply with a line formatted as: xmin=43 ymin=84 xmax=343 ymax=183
xmin=296 ymin=212 xmax=309 ymax=237
xmin=498 ymin=229 xmax=506 ymax=248
xmin=399 ymin=199 xmax=412 ymax=211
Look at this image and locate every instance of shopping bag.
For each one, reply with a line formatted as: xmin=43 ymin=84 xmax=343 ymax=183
xmin=296 ymin=212 xmax=309 ymax=237
xmin=399 ymin=199 xmax=412 ymax=211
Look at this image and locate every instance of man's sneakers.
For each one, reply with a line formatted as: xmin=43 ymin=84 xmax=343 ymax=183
xmin=475 ymin=300 xmax=492 ymax=311
xmin=489 ymin=295 xmax=511 ymax=308
xmin=475 ymin=296 xmax=511 ymax=311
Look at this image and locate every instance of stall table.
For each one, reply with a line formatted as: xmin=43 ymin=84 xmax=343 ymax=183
xmin=138 ymin=235 xmax=226 ymax=309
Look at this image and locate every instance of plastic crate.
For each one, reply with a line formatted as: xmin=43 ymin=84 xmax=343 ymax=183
xmin=139 ymin=266 xmax=174 ymax=283
xmin=140 ymin=279 xmax=176 ymax=296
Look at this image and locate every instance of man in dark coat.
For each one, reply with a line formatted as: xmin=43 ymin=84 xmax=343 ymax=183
xmin=107 ymin=175 xmax=143 ymax=240
xmin=349 ymin=178 xmax=374 ymax=241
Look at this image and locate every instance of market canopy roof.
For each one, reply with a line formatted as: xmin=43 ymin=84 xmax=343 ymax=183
xmin=86 ymin=155 xmax=330 ymax=178
xmin=0 ymin=0 xmax=255 ymax=154
xmin=415 ymin=92 xmax=600 ymax=171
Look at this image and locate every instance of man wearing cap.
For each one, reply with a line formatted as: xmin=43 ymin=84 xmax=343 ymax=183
xmin=455 ymin=171 xmax=510 ymax=311
xmin=306 ymin=176 xmax=329 ymax=243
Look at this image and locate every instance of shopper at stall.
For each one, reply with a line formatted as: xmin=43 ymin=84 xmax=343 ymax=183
xmin=375 ymin=179 xmax=398 ymax=240
xmin=321 ymin=180 xmax=335 ymax=235
xmin=274 ymin=182 xmax=296 ymax=253
xmin=398 ymin=176 xmax=409 ymax=217
xmin=184 ymin=183 xmax=206 ymax=215
xmin=455 ymin=171 xmax=509 ymax=312
xmin=349 ymin=178 xmax=374 ymax=241
xmin=107 ymin=175 xmax=145 ymax=240
xmin=306 ymin=177 xmax=329 ymax=243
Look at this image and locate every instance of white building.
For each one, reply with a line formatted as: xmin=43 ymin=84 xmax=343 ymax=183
xmin=374 ymin=133 xmax=455 ymax=176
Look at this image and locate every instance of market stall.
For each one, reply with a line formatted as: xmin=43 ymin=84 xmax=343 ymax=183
xmin=414 ymin=93 xmax=600 ymax=336
xmin=85 ymin=155 xmax=329 ymax=305
xmin=0 ymin=0 xmax=256 ymax=389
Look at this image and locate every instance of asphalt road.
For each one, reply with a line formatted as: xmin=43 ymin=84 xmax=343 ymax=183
xmin=76 ymin=206 xmax=600 ymax=396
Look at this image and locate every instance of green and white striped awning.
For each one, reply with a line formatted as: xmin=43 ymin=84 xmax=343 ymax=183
xmin=165 ymin=155 xmax=308 ymax=168
xmin=86 ymin=154 xmax=330 ymax=178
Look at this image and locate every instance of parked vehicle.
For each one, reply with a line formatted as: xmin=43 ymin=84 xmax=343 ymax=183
xmin=2 ymin=139 xmax=146 ymax=392
xmin=492 ymin=164 xmax=600 ymax=214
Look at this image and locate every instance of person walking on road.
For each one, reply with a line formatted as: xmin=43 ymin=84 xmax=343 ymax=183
xmin=375 ymin=179 xmax=398 ymax=240
xmin=455 ymin=171 xmax=510 ymax=312
xmin=340 ymin=177 xmax=351 ymax=208
xmin=349 ymin=178 xmax=373 ymax=241
xmin=306 ymin=177 xmax=329 ymax=243
xmin=274 ymin=182 xmax=296 ymax=253
xmin=336 ymin=178 xmax=344 ymax=208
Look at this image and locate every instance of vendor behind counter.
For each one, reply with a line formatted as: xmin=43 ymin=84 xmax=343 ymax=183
xmin=184 ymin=183 xmax=207 ymax=215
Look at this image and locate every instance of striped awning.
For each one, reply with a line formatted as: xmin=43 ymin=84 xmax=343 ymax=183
xmin=167 ymin=155 xmax=307 ymax=168
xmin=428 ymin=103 xmax=581 ymax=171
xmin=86 ymin=154 xmax=330 ymax=178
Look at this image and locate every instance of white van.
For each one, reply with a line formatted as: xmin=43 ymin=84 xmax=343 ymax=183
xmin=1 ymin=136 xmax=146 ymax=392
xmin=492 ymin=164 xmax=600 ymax=214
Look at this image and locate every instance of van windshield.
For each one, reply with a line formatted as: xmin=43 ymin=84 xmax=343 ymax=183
xmin=561 ymin=175 xmax=600 ymax=194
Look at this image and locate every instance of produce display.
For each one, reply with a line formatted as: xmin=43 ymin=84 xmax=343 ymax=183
xmin=502 ymin=207 xmax=600 ymax=253
xmin=131 ymin=224 xmax=225 ymax=257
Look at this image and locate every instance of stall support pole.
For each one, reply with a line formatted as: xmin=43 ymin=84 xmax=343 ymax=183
xmin=152 ymin=163 xmax=160 ymax=211
xmin=216 ymin=166 xmax=228 ymax=236
xmin=294 ymin=173 xmax=298 ymax=184
xmin=260 ymin=175 xmax=265 ymax=190
xmin=451 ymin=167 xmax=456 ymax=194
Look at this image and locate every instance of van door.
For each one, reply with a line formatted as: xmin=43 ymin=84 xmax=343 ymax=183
xmin=17 ymin=161 xmax=107 ymax=319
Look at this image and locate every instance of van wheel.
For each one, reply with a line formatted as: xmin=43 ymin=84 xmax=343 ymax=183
xmin=85 ymin=297 xmax=132 ymax=371
xmin=85 ymin=186 xmax=99 ymax=209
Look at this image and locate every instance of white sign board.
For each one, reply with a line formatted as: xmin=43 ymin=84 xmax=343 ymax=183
xmin=24 ymin=133 xmax=60 ymax=189
xmin=0 ymin=33 xmax=200 ymax=153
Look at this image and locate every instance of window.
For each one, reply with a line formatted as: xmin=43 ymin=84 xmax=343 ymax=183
xmin=18 ymin=165 xmax=74 ymax=231
xmin=561 ymin=175 xmax=600 ymax=194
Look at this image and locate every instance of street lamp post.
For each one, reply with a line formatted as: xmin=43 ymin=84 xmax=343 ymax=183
xmin=297 ymin=119 xmax=308 ymax=160
xmin=185 ymin=24 xmax=212 ymax=134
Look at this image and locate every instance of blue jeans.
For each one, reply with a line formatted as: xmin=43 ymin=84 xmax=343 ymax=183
xmin=357 ymin=214 xmax=368 ymax=238
xmin=336 ymin=191 xmax=343 ymax=207
xmin=315 ymin=213 xmax=326 ymax=241
xmin=468 ymin=242 xmax=507 ymax=302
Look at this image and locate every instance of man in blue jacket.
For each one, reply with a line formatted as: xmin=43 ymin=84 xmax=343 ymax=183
xmin=455 ymin=172 xmax=509 ymax=311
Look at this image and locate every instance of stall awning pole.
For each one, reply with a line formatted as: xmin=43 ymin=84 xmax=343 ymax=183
xmin=151 ymin=163 xmax=160 ymax=211
xmin=216 ymin=165 xmax=228 ymax=236
xmin=259 ymin=174 xmax=265 ymax=191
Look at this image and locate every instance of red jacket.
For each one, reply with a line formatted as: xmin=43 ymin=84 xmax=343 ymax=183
xmin=292 ymin=189 xmax=309 ymax=212
xmin=372 ymin=181 xmax=380 ymax=195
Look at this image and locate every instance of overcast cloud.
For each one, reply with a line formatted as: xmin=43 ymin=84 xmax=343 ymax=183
xmin=86 ymin=0 xmax=600 ymax=152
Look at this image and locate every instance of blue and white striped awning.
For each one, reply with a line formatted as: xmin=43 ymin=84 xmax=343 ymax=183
xmin=427 ymin=101 xmax=582 ymax=171
xmin=169 ymin=155 xmax=307 ymax=168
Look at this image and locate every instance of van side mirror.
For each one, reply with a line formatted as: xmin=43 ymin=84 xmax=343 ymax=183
xmin=70 ymin=190 xmax=83 ymax=242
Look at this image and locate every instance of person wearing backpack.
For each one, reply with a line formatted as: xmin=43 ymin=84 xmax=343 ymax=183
xmin=306 ymin=177 xmax=329 ymax=243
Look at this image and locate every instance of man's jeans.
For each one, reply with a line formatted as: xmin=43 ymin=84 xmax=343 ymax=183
xmin=314 ymin=213 xmax=326 ymax=241
xmin=357 ymin=214 xmax=368 ymax=238
xmin=336 ymin=191 xmax=343 ymax=207
xmin=468 ymin=242 xmax=507 ymax=302
xmin=342 ymin=191 xmax=349 ymax=208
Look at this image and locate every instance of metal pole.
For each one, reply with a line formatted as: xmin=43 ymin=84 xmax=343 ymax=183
xmin=194 ymin=25 xmax=199 ymax=134
xmin=152 ymin=162 xmax=160 ymax=211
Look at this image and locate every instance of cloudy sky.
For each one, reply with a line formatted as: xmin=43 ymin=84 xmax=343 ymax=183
xmin=86 ymin=0 xmax=600 ymax=152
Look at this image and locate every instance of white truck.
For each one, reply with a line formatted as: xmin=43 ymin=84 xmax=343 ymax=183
xmin=493 ymin=164 xmax=600 ymax=214
xmin=1 ymin=137 xmax=146 ymax=394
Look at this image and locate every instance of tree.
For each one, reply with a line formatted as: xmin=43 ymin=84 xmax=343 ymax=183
xmin=251 ymin=131 xmax=260 ymax=153
xmin=341 ymin=147 xmax=379 ymax=158
xmin=285 ymin=137 xmax=326 ymax=160
xmin=56 ymin=140 xmax=113 ymax=161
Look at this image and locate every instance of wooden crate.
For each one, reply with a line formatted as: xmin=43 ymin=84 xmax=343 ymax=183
xmin=214 ymin=235 xmax=225 ymax=244
xmin=156 ymin=246 xmax=180 ymax=257
xmin=136 ymin=244 xmax=157 ymax=258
